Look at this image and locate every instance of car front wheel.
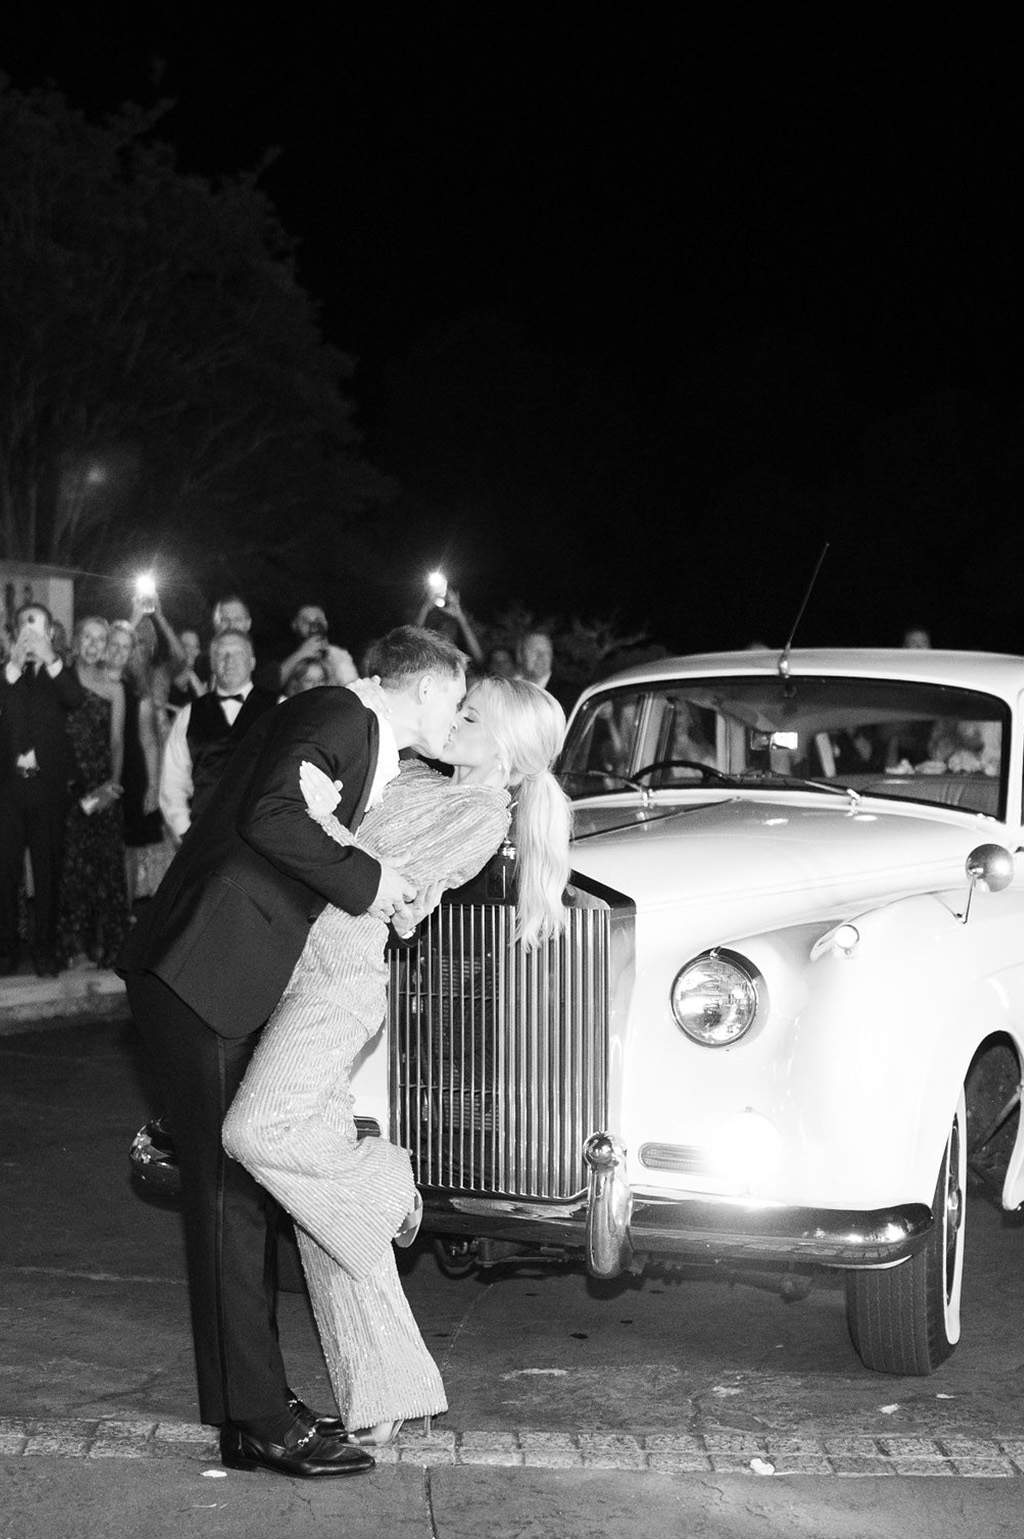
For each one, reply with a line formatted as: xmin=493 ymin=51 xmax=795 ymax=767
xmin=845 ymin=1088 xmax=966 ymax=1376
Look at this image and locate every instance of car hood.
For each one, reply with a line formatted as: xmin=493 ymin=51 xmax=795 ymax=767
xmin=569 ymin=794 xmax=986 ymax=921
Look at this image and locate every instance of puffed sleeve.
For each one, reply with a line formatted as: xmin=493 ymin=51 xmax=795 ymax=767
xmin=304 ymin=784 xmax=508 ymax=894
xmin=386 ymin=783 xmax=511 ymax=891
xmin=431 ymin=797 xmax=511 ymax=891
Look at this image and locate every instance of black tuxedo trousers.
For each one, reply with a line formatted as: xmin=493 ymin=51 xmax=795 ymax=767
xmin=129 ymin=973 xmax=286 ymax=1423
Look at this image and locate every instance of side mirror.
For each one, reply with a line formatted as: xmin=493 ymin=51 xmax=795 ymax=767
xmin=966 ymin=843 xmax=1015 ymax=893
xmin=959 ymin=842 xmax=1015 ymax=924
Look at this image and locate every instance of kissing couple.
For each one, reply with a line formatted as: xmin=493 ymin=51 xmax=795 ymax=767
xmin=120 ymin=625 xmax=571 ymax=1476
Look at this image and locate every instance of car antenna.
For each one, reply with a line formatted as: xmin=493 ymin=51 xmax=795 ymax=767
xmin=777 ymin=542 xmax=830 ymax=680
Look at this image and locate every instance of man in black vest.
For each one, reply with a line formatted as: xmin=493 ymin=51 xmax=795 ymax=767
xmin=0 ymin=603 xmax=85 ymax=975
xmin=160 ymin=629 xmax=277 ymax=843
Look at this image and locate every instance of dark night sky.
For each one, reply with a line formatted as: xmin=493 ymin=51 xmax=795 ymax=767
xmin=3 ymin=4 xmax=1023 ymax=654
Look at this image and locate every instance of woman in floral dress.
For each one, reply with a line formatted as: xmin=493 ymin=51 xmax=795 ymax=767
xmin=57 ymin=617 xmax=129 ymax=968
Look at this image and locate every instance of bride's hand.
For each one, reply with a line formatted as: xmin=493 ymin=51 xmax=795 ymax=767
xmin=300 ymin=759 xmax=342 ymax=816
xmin=347 ymin=675 xmax=392 ymax=717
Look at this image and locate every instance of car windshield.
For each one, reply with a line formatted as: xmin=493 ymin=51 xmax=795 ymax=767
xmin=557 ymin=674 xmax=1010 ymax=819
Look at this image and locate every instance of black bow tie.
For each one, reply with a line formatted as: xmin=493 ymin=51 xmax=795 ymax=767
xmin=218 ymin=693 xmax=245 ymax=704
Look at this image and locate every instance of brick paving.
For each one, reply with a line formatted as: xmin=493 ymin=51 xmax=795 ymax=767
xmin=1 ymin=1418 xmax=1023 ymax=1475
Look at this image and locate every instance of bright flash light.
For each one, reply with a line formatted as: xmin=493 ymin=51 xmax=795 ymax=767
xmin=709 ymin=1110 xmax=783 ymax=1193
xmin=135 ymin=572 xmax=156 ymax=598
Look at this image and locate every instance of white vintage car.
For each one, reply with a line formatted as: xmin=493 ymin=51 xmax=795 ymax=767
xmin=357 ymin=647 xmax=1024 ymax=1376
xmin=131 ymin=648 xmax=1024 ymax=1376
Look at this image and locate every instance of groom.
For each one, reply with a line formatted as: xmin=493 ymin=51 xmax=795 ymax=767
xmin=119 ymin=626 xmax=467 ymax=1477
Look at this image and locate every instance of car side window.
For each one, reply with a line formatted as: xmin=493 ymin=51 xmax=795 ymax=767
xmin=566 ymin=693 xmax=644 ymax=780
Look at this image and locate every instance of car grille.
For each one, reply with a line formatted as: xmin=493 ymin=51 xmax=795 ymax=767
xmin=388 ymin=902 xmax=610 ymax=1200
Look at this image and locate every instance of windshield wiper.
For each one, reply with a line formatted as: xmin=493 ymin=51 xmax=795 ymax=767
xmin=561 ymin=766 xmax=861 ymax=811
xmin=557 ymin=769 xmax=650 ymax=796
xmin=729 ymin=770 xmax=861 ymax=806
xmin=572 ymin=799 xmax=743 ymax=841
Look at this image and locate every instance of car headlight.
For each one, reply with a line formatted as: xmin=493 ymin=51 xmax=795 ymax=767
xmin=671 ymin=949 xmax=764 ymax=1047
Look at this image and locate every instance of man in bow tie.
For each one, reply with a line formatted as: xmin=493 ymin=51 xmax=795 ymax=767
xmin=118 ymin=626 xmax=466 ymax=1478
xmin=159 ymin=629 xmax=277 ymax=844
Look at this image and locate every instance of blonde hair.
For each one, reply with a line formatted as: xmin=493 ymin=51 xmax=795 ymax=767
xmin=471 ymin=676 xmax=572 ymax=948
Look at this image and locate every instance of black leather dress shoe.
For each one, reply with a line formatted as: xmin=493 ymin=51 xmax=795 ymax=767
xmin=287 ymin=1393 xmax=347 ymax=1438
xmin=220 ymin=1420 xmax=373 ymax=1478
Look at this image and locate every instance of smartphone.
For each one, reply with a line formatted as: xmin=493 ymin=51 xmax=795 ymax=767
xmin=17 ymin=616 xmax=43 ymax=664
xmin=426 ymin=571 xmax=448 ymax=608
xmin=134 ymin=573 xmax=157 ymax=613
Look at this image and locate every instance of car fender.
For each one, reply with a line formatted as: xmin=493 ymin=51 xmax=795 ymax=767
xmin=792 ymin=885 xmax=1024 ymax=1209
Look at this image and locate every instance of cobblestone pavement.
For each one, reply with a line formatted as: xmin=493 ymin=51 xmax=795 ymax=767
xmin=2 ymin=1419 xmax=1023 ymax=1477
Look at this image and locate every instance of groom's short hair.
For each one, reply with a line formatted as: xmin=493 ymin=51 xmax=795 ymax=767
xmin=366 ymin=625 xmax=467 ymax=686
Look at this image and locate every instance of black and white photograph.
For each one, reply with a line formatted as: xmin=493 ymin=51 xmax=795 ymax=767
xmin=3 ymin=6 xmax=1024 ymax=1535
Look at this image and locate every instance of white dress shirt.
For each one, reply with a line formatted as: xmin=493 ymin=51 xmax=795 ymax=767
xmin=4 ymin=657 xmax=63 ymax=685
xmin=343 ymin=678 xmax=402 ymax=811
xmin=365 ymin=715 xmax=401 ymax=809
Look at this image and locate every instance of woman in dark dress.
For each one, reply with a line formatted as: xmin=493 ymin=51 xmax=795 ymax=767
xmin=57 ymin=617 xmax=130 ymax=968
xmin=106 ymin=619 xmax=174 ymax=904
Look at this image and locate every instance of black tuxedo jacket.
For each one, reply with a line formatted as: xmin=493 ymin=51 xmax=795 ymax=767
xmin=119 ymin=686 xmax=381 ymax=1036
xmin=0 ymin=663 xmax=86 ymax=790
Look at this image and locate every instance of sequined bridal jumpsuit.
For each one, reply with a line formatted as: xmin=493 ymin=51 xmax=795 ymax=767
xmin=223 ymin=759 xmax=510 ymax=1428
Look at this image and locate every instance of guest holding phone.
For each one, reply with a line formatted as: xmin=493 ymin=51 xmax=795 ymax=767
xmin=0 ymin=603 xmax=85 ymax=975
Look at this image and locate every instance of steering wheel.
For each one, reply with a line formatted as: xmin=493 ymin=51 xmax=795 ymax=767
xmin=632 ymin=759 xmax=730 ymax=786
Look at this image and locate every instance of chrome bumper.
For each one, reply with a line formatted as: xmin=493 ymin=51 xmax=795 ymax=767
xmin=423 ymin=1131 xmax=934 ymax=1275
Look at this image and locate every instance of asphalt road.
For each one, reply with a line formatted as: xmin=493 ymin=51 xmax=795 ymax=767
xmin=2 ymin=1016 xmax=1024 ymax=1537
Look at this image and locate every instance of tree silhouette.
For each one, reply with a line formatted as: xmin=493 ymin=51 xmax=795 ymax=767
xmin=0 ymin=79 xmax=388 ymax=587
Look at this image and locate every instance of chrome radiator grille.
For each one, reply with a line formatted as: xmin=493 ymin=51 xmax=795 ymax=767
xmin=389 ymin=904 xmax=609 ymax=1200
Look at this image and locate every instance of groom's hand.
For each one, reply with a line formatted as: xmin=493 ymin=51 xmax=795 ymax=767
xmin=368 ymin=860 xmax=416 ymax=922
xmin=392 ymin=880 xmax=444 ymax=939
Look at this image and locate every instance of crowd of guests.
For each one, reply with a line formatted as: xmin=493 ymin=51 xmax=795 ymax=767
xmin=0 ymin=588 xmax=570 ymax=979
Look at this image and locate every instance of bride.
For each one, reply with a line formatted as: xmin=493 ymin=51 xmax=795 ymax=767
xmin=223 ymin=675 xmax=571 ymax=1445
